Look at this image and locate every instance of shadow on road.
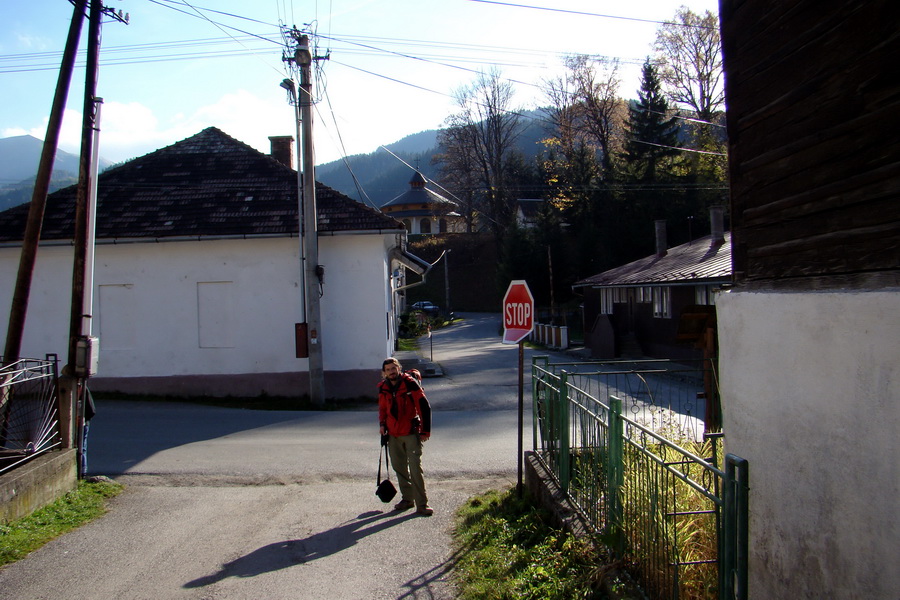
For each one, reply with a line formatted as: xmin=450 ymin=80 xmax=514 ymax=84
xmin=183 ymin=509 xmax=418 ymax=588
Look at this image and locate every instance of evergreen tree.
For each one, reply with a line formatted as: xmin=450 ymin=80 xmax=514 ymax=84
xmin=622 ymin=58 xmax=681 ymax=182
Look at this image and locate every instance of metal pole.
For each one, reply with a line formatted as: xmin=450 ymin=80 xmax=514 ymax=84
xmin=517 ymin=340 xmax=524 ymax=497
xmin=296 ymin=36 xmax=325 ymax=405
xmin=3 ymin=0 xmax=86 ymax=365
xmin=443 ymin=249 xmax=451 ymax=320
xmin=279 ymin=79 xmax=306 ymax=324
xmin=83 ymin=99 xmax=102 ymax=337
xmin=68 ymin=0 xmax=102 ymax=370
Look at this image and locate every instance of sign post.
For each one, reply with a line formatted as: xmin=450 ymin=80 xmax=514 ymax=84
xmin=502 ymin=280 xmax=534 ymax=497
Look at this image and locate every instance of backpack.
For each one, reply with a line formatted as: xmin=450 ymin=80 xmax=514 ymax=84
xmin=405 ymin=368 xmax=423 ymax=388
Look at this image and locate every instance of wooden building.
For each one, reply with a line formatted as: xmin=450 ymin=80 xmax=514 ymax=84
xmin=716 ymin=1 xmax=899 ymax=598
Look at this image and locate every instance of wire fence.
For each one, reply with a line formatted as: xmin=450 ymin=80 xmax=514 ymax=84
xmin=532 ymin=356 xmax=748 ymax=600
xmin=0 ymin=355 xmax=61 ymax=475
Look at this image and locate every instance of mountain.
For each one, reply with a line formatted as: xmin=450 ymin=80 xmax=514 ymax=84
xmin=316 ymin=110 xmax=552 ymax=207
xmin=0 ymin=135 xmax=112 ymax=212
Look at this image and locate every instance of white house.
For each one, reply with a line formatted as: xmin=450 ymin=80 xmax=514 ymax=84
xmin=0 ymin=128 xmax=424 ymax=399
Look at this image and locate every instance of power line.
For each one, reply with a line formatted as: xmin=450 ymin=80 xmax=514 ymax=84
xmin=465 ymin=0 xmax=716 ymax=29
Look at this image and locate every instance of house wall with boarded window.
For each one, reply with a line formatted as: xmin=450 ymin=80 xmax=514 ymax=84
xmin=0 ymin=235 xmax=395 ymax=398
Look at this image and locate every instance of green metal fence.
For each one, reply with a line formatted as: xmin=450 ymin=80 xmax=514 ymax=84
xmin=532 ymin=356 xmax=748 ymax=600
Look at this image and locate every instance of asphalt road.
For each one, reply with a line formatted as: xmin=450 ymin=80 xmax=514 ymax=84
xmin=0 ymin=313 xmax=560 ymax=600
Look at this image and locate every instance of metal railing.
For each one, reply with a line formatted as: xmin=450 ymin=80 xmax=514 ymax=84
xmin=532 ymin=356 xmax=748 ymax=600
xmin=0 ymin=355 xmax=62 ymax=475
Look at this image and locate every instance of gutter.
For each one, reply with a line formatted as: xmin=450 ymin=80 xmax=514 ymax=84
xmin=0 ymin=228 xmax=407 ymax=249
xmin=390 ymin=246 xmax=434 ymax=292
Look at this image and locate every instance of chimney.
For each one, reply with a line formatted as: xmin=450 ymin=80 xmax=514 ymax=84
xmin=268 ymin=135 xmax=294 ymax=169
xmin=710 ymin=205 xmax=725 ymax=246
xmin=655 ymin=220 xmax=668 ymax=258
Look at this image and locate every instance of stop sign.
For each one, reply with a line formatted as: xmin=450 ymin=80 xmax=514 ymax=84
xmin=502 ymin=280 xmax=534 ymax=345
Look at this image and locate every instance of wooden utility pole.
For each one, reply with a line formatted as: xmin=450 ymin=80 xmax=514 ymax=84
xmin=288 ymin=32 xmax=326 ymax=405
xmin=3 ymin=0 xmax=87 ymax=365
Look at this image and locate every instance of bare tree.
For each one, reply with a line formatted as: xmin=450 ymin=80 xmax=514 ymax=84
xmin=654 ymin=8 xmax=724 ymax=122
xmin=565 ymin=54 xmax=624 ymax=177
xmin=437 ymin=68 xmax=525 ymax=238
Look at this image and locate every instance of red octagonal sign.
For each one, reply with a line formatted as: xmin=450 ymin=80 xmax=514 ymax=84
xmin=502 ymin=280 xmax=535 ymax=345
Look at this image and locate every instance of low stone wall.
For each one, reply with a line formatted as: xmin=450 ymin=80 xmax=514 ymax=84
xmin=523 ymin=450 xmax=644 ymax=600
xmin=0 ymin=449 xmax=77 ymax=523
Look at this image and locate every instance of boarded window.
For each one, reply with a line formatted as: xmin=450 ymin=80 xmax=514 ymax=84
xmin=197 ymin=281 xmax=234 ymax=348
xmin=98 ymin=284 xmax=135 ymax=349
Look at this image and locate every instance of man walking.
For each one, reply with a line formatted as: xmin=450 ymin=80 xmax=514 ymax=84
xmin=378 ymin=357 xmax=433 ymax=516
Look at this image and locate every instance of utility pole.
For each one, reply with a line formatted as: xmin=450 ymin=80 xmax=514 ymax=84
xmin=285 ymin=31 xmax=326 ymax=405
xmin=3 ymin=0 xmax=86 ymax=365
xmin=65 ymin=0 xmax=127 ymax=476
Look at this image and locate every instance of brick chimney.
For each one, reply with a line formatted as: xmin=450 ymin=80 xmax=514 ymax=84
xmin=710 ymin=205 xmax=725 ymax=246
xmin=655 ymin=220 xmax=668 ymax=258
xmin=268 ymin=135 xmax=294 ymax=169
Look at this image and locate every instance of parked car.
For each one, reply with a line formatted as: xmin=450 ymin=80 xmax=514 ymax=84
xmin=411 ymin=301 xmax=440 ymax=315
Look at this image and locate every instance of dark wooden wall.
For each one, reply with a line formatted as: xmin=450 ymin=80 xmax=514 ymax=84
xmin=720 ymin=0 xmax=900 ymax=289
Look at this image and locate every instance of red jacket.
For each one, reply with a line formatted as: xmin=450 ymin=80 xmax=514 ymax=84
xmin=378 ymin=372 xmax=431 ymax=437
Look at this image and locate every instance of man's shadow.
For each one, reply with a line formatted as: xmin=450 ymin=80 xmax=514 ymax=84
xmin=184 ymin=509 xmax=415 ymax=588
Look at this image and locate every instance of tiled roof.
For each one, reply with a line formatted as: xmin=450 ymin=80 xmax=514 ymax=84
xmin=381 ymin=170 xmax=458 ymax=211
xmin=0 ymin=127 xmax=401 ymax=242
xmin=573 ymin=233 xmax=732 ymax=288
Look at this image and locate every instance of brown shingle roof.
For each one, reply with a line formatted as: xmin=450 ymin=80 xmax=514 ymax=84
xmin=0 ymin=127 xmax=401 ymax=242
xmin=573 ymin=233 xmax=732 ymax=288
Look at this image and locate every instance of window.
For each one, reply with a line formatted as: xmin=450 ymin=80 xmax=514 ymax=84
xmin=401 ymin=219 xmax=411 ymax=231
xmin=439 ymin=218 xmax=448 ymax=233
xmin=599 ymin=288 xmax=614 ymax=315
xmin=652 ymin=287 xmax=671 ymax=318
xmin=98 ymin=284 xmax=135 ymax=349
xmin=638 ymin=287 xmax=652 ymax=303
xmin=419 ymin=218 xmax=432 ymax=234
xmin=695 ymin=285 xmax=718 ymax=305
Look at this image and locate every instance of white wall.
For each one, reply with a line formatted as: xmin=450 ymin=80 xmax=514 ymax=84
xmin=716 ymin=288 xmax=900 ymax=599
xmin=0 ymin=234 xmax=396 ymax=398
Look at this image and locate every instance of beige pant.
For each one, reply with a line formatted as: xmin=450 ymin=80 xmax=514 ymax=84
xmin=388 ymin=434 xmax=428 ymax=507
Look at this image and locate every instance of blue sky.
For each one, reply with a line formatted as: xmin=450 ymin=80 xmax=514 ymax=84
xmin=1 ymin=0 xmax=719 ymax=167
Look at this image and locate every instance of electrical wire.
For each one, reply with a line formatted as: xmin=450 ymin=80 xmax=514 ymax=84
xmin=465 ymin=0 xmax=717 ymax=29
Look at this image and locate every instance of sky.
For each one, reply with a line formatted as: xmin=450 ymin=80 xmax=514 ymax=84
xmin=1 ymin=0 xmax=719 ymax=169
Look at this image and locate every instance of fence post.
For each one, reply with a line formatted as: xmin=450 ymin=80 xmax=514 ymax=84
xmin=722 ymin=454 xmax=749 ymax=600
xmin=607 ymin=395 xmax=624 ymax=555
xmin=532 ymin=356 xmax=548 ymax=452
xmin=559 ymin=370 xmax=570 ymax=492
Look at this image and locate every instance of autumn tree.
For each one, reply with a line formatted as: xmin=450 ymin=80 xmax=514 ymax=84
xmin=437 ymin=68 xmax=526 ymax=240
xmin=654 ymin=8 xmax=729 ymax=237
xmin=654 ymin=8 xmax=724 ymax=123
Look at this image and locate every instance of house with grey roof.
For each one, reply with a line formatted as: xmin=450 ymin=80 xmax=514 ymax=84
xmin=573 ymin=206 xmax=730 ymax=361
xmin=380 ymin=170 xmax=465 ymax=234
xmin=0 ymin=127 xmax=421 ymax=398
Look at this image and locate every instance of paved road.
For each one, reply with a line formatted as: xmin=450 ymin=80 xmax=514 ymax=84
xmin=0 ymin=313 xmax=560 ymax=600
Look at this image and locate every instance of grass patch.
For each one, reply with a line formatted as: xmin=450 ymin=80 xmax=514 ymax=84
xmin=453 ymin=488 xmax=606 ymax=600
xmin=396 ymin=337 xmax=419 ymax=352
xmin=0 ymin=478 xmax=124 ymax=567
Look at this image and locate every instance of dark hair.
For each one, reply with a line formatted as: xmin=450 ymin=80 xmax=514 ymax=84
xmin=382 ymin=357 xmax=401 ymax=369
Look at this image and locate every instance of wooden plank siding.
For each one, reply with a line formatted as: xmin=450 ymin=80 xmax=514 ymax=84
xmin=720 ymin=0 xmax=900 ymax=288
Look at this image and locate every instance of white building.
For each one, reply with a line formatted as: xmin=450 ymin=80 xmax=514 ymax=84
xmin=0 ymin=128 xmax=426 ymax=399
